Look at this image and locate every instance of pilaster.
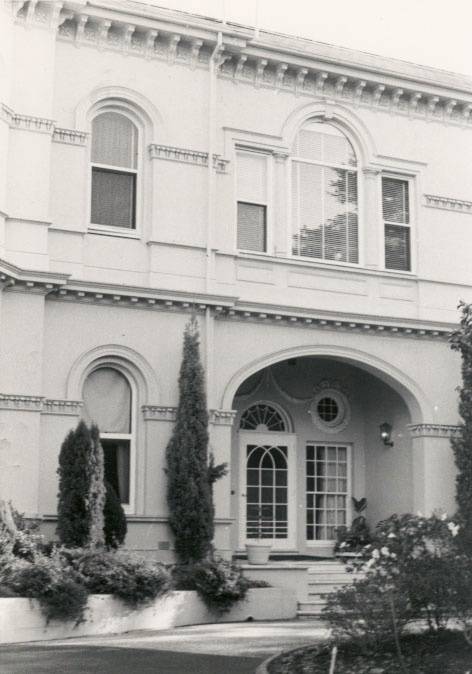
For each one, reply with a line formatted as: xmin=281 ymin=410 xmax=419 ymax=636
xmin=362 ymin=167 xmax=381 ymax=269
xmin=272 ymin=151 xmax=290 ymax=257
xmin=408 ymin=423 xmax=458 ymax=516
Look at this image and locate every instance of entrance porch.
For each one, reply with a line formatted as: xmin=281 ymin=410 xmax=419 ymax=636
xmin=229 ymin=356 xmax=415 ymax=558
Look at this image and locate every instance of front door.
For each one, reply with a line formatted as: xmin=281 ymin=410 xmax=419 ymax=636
xmin=239 ymin=432 xmax=297 ymax=550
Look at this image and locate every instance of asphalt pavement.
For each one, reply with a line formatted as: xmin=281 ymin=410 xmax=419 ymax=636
xmin=0 ymin=620 xmax=329 ymax=674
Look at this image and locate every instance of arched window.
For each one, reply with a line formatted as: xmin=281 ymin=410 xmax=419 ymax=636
xmin=82 ymin=367 xmax=134 ymax=507
xmin=291 ymin=120 xmax=358 ymax=264
xmin=240 ymin=403 xmax=286 ymax=432
xmin=91 ymin=111 xmax=138 ymax=229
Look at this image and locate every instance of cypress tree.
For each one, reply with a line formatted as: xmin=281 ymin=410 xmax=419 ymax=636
xmin=88 ymin=424 xmax=106 ymax=548
xmin=450 ymin=301 xmax=472 ymax=553
xmin=57 ymin=421 xmax=109 ymax=548
xmin=57 ymin=421 xmax=93 ymax=547
xmin=166 ymin=316 xmax=214 ymax=563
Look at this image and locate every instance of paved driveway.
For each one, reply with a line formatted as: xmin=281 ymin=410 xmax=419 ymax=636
xmin=0 ymin=620 xmax=328 ymax=674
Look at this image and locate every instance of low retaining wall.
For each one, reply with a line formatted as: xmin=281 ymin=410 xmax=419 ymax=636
xmin=242 ymin=564 xmax=309 ymax=602
xmin=0 ymin=588 xmax=297 ymax=644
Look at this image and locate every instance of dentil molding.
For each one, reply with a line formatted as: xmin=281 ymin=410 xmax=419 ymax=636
xmin=0 ymin=395 xmax=82 ymax=415
xmin=424 ymin=194 xmax=472 ymax=214
xmin=408 ymin=423 xmax=461 ymax=438
xmin=13 ymin=1 xmax=472 ymax=128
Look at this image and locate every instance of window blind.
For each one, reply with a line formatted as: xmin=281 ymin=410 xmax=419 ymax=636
xmin=91 ymin=168 xmax=136 ymax=228
xmin=382 ymin=177 xmax=409 ymax=224
xmin=91 ymin=112 xmax=137 ymax=169
xmin=237 ymin=202 xmax=266 ymax=252
xmin=82 ymin=367 xmax=132 ymax=434
xmin=382 ymin=177 xmax=410 ymax=271
xmin=291 ymin=162 xmax=358 ymax=262
xmin=236 ymin=151 xmax=267 ymax=203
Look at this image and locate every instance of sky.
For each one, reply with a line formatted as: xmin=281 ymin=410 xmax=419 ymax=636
xmin=141 ymin=0 xmax=472 ymax=79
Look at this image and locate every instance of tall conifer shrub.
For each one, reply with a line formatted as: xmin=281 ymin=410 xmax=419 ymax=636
xmin=57 ymin=421 xmax=112 ymax=548
xmin=450 ymin=301 xmax=472 ymax=553
xmin=57 ymin=420 xmax=93 ymax=547
xmin=166 ymin=317 xmax=216 ymax=563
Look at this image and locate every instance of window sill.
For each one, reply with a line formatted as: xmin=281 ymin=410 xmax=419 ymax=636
xmin=237 ymin=251 xmax=417 ymax=279
xmin=88 ymin=225 xmax=140 ymax=240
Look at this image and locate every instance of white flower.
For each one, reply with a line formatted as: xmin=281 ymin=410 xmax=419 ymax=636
xmin=363 ymin=558 xmax=376 ymax=571
xmin=447 ymin=522 xmax=460 ymax=537
xmin=387 ymin=533 xmax=396 ymax=539
xmin=440 ymin=512 xmax=448 ymax=521
xmin=372 ymin=549 xmax=380 ymax=559
xmin=380 ymin=546 xmax=390 ymax=557
xmin=339 ymin=542 xmax=347 ymax=549
xmin=390 ymin=552 xmax=397 ymax=559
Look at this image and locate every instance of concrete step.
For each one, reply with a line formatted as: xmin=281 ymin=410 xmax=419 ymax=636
xmin=297 ymin=601 xmax=326 ymax=618
xmin=308 ymin=572 xmax=353 ymax=582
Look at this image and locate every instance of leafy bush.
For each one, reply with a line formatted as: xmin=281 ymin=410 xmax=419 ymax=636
xmin=64 ymin=548 xmax=170 ymax=608
xmin=172 ymin=559 xmax=250 ymax=613
xmin=8 ymin=556 xmax=88 ymax=624
xmin=104 ymin=481 xmax=127 ymax=548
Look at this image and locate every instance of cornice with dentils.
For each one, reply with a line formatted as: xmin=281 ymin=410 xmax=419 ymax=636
xmin=13 ymin=1 xmax=472 ymax=128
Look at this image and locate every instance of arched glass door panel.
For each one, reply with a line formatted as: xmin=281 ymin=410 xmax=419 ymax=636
xmin=246 ymin=444 xmax=289 ymax=540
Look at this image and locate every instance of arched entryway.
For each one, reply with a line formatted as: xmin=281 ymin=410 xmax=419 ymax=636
xmin=228 ymin=352 xmax=426 ymax=557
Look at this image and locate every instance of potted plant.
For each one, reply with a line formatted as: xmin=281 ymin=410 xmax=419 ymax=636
xmin=335 ymin=497 xmax=372 ymax=557
xmin=245 ymin=510 xmax=272 ymax=565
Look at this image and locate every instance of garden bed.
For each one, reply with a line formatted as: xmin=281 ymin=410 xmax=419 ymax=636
xmin=0 ymin=587 xmax=296 ymax=644
xmin=266 ymin=632 xmax=472 ymax=673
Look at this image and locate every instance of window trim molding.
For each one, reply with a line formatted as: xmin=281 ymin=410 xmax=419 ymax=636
xmin=305 ymin=442 xmax=353 ymax=545
xmin=82 ymin=364 xmax=137 ymax=514
xmin=234 ymin=147 xmax=273 ymax=255
xmin=88 ymin=106 xmax=141 ymax=235
xmin=288 ymin=119 xmax=363 ymax=266
xmin=381 ymin=172 xmax=416 ymax=274
xmin=84 ymin=98 xmax=153 ymax=239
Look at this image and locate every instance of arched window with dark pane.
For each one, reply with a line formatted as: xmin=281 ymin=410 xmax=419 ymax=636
xmin=91 ymin=111 xmax=138 ymax=229
xmin=83 ymin=367 xmax=133 ymax=506
xmin=291 ymin=120 xmax=358 ymax=263
xmin=240 ymin=403 xmax=286 ymax=432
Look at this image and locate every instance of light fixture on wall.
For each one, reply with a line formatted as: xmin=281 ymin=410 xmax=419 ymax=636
xmin=380 ymin=422 xmax=394 ymax=447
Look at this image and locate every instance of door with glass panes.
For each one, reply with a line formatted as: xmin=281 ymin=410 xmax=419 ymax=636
xmin=239 ymin=432 xmax=297 ymax=550
xmin=305 ymin=443 xmax=351 ymax=545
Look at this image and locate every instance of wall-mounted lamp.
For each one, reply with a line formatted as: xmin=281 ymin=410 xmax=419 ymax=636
xmin=380 ymin=422 xmax=394 ymax=447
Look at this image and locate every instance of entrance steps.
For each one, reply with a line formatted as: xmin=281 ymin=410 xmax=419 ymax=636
xmin=297 ymin=560 xmax=360 ymax=619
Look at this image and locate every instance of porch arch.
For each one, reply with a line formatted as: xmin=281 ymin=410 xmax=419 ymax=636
xmin=221 ymin=344 xmax=431 ymax=422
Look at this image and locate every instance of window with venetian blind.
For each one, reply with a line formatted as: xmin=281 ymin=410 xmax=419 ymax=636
xmin=82 ymin=367 xmax=133 ymax=507
xmin=91 ymin=112 xmax=138 ymax=229
xmin=236 ymin=150 xmax=268 ymax=252
xmin=291 ymin=120 xmax=358 ymax=263
xmin=382 ymin=177 xmax=411 ymax=271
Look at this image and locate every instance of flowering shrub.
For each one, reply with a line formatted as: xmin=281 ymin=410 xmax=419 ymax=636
xmin=172 ymin=558 xmax=252 ymax=613
xmin=324 ymin=512 xmax=472 ymax=652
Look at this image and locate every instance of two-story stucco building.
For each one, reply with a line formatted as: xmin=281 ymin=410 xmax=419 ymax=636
xmin=1 ymin=0 xmax=471 ymax=560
